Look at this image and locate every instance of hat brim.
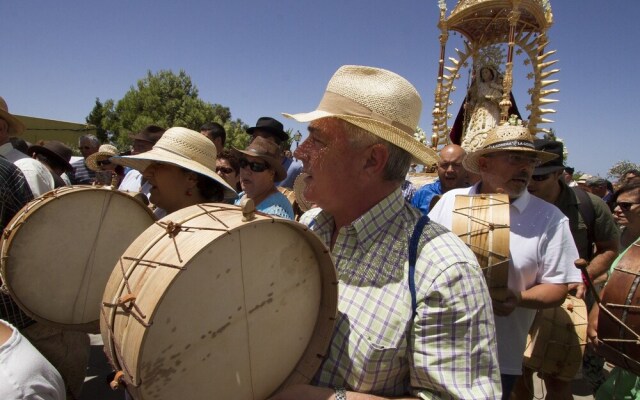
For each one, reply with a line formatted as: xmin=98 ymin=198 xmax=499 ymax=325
xmin=231 ymin=148 xmax=287 ymax=182
xmin=533 ymin=164 xmax=565 ymax=176
xmin=283 ymin=111 xmax=439 ymax=166
xmin=0 ymin=110 xmax=26 ymax=135
xmin=28 ymin=144 xmax=73 ymax=172
xmin=86 ymin=151 xmax=118 ymax=172
xmin=463 ymin=148 xmax=559 ymax=174
xmin=111 ymin=148 xmax=237 ymax=200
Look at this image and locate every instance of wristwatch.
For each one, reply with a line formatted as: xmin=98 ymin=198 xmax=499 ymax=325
xmin=335 ymin=387 xmax=347 ymax=400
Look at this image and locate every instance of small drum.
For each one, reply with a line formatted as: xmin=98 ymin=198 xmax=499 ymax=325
xmin=100 ymin=203 xmax=337 ymax=400
xmin=0 ymin=186 xmax=155 ymax=332
xmin=595 ymin=243 xmax=640 ymax=375
xmin=452 ymin=194 xmax=510 ymax=300
xmin=523 ymin=295 xmax=588 ymax=381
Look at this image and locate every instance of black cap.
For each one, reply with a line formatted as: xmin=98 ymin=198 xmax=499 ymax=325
xmin=246 ymin=117 xmax=289 ymax=143
xmin=533 ymin=139 xmax=565 ymax=175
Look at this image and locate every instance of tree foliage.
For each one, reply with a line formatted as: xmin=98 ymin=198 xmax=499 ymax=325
xmin=608 ymin=160 xmax=640 ymax=181
xmin=86 ymin=70 xmax=250 ymax=151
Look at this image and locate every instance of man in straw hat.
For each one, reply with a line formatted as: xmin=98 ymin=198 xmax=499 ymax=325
xmin=429 ymin=120 xmax=583 ymax=399
xmin=274 ymin=65 xmax=501 ymax=399
xmin=0 ymin=96 xmax=55 ymax=196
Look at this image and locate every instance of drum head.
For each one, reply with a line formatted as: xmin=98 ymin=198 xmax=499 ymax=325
xmin=101 ymin=204 xmax=337 ymax=400
xmin=1 ymin=186 xmax=155 ymax=331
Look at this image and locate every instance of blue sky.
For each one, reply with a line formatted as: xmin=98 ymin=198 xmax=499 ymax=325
xmin=1 ymin=1 xmax=636 ymax=178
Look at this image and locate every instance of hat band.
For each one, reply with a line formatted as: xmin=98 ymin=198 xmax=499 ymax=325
xmin=317 ymin=91 xmax=415 ymax=135
xmin=485 ymin=139 xmax=535 ymax=151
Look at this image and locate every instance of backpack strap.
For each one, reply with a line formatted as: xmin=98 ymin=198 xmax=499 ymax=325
xmin=572 ymin=187 xmax=596 ymax=259
xmin=408 ymin=215 xmax=430 ymax=319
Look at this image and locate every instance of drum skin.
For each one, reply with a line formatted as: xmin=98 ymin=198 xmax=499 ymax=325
xmin=452 ymin=194 xmax=510 ymax=301
xmin=524 ymin=295 xmax=588 ymax=381
xmin=0 ymin=186 xmax=155 ymax=332
xmin=100 ymin=203 xmax=337 ymax=400
xmin=596 ymin=244 xmax=640 ymax=375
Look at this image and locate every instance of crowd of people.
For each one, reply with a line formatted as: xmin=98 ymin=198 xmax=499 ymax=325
xmin=0 ymin=62 xmax=638 ymax=400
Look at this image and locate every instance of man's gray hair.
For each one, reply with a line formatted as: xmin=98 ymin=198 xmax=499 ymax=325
xmin=342 ymin=121 xmax=412 ymax=182
xmin=79 ymin=134 xmax=100 ymax=147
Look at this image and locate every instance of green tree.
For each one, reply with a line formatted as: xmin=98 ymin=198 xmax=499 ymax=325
xmin=608 ymin=160 xmax=640 ymax=181
xmin=87 ymin=70 xmax=247 ymax=151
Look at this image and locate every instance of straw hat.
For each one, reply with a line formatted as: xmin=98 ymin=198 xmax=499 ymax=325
xmin=293 ymin=173 xmax=314 ymax=212
xmin=0 ymin=96 xmax=26 ymax=135
xmin=111 ymin=127 xmax=237 ymax=199
xmin=28 ymin=140 xmax=73 ymax=171
xmin=86 ymin=144 xmax=119 ymax=171
xmin=282 ymin=65 xmax=438 ymax=166
xmin=232 ymin=136 xmax=287 ymax=181
xmin=462 ymin=122 xmax=558 ymax=174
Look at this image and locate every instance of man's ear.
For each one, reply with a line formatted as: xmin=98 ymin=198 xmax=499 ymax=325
xmin=477 ymin=156 xmax=490 ymax=173
xmin=362 ymin=143 xmax=389 ymax=176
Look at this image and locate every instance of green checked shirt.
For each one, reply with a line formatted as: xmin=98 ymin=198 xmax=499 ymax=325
xmin=300 ymin=190 xmax=501 ymax=399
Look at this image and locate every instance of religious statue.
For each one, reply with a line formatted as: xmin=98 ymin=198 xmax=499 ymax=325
xmin=460 ymin=65 xmax=503 ymax=152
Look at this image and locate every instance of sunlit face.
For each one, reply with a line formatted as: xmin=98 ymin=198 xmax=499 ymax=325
xmin=478 ymin=151 xmax=540 ymax=200
xmin=437 ymin=146 xmax=467 ymax=192
xmin=79 ymin=138 xmax=99 ymax=158
xmin=216 ymin=158 xmax=239 ymax=190
xmin=142 ymin=162 xmax=193 ymax=213
xmin=613 ymin=188 xmax=640 ymax=228
xmin=239 ymin=155 xmax=275 ymax=199
xmin=293 ymin=118 xmax=366 ymax=213
xmin=527 ymin=170 xmax=563 ymax=203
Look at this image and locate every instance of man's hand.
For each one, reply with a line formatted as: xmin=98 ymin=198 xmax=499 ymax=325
xmin=492 ymin=289 xmax=521 ymax=316
xmin=568 ymin=282 xmax=586 ymax=300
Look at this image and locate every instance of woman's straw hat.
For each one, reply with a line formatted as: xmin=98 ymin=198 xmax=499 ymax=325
xmin=86 ymin=144 xmax=119 ymax=171
xmin=462 ymin=122 xmax=558 ymax=174
xmin=293 ymin=173 xmax=314 ymax=212
xmin=111 ymin=127 xmax=236 ymax=199
xmin=282 ymin=65 xmax=438 ymax=166
xmin=0 ymin=96 xmax=26 ymax=135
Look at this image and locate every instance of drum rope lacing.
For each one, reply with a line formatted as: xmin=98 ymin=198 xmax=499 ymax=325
xmin=599 ymin=267 xmax=640 ymax=346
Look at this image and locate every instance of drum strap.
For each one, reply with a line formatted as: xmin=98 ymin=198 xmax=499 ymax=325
xmin=572 ymin=187 xmax=595 ymax=260
xmin=409 ymin=215 xmax=430 ymax=319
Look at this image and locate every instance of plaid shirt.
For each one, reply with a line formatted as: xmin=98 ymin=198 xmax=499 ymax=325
xmin=0 ymin=157 xmax=36 ymax=330
xmin=300 ymin=190 xmax=501 ymax=399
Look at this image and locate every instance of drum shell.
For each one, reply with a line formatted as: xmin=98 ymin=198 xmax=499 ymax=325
xmin=596 ymin=244 xmax=640 ymax=375
xmin=1 ymin=186 xmax=155 ymax=332
xmin=100 ymin=204 xmax=337 ymax=400
xmin=523 ymin=295 xmax=587 ymax=381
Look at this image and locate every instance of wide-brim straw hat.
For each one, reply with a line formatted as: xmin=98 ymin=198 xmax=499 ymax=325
xmin=293 ymin=172 xmax=314 ymax=212
xmin=0 ymin=96 xmax=26 ymax=135
xmin=282 ymin=65 xmax=438 ymax=166
xmin=86 ymin=144 xmax=119 ymax=171
xmin=462 ymin=122 xmax=558 ymax=174
xmin=28 ymin=140 xmax=73 ymax=172
xmin=111 ymin=127 xmax=237 ymax=200
xmin=232 ymin=136 xmax=287 ymax=181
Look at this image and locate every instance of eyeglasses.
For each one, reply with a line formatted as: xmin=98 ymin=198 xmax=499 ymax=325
xmin=531 ymin=173 xmax=553 ymax=182
xmin=616 ymin=202 xmax=640 ymax=212
xmin=486 ymin=153 xmax=542 ymax=167
xmin=239 ymin=158 xmax=270 ymax=173
xmin=97 ymin=159 xmax=112 ymax=167
xmin=438 ymin=162 xmax=463 ymax=170
xmin=216 ymin=166 xmax=235 ymax=174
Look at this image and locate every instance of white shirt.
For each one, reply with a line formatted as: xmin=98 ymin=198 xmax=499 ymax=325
xmin=429 ymin=183 xmax=582 ymax=374
xmin=118 ymin=169 xmax=152 ymax=198
xmin=0 ymin=320 xmax=65 ymax=400
xmin=0 ymin=143 xmax=55 ymax=197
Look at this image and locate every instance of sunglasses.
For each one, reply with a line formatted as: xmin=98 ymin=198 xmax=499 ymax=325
xmin=616 ymin=202 xmax=639 ymax=212
xmin=239 ymin=158 xmax=269 ymax=173
xmin=215 ymin=166 xmax=235 ymax=174
xmin=531 ymin=173 xmax=553 ymax=181
xmin=97 ymin=159 xmax=112 ymax=167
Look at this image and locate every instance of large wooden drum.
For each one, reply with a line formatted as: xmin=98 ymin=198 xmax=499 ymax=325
xmin=452 ymin=194 xmax=510 ymax=300
xmin=523 ymin=295 xmax=588 ymax=381
xmin=595 ymin=243 xmax=640 ymax=375
xmin=100 ymin=203 xmax=338 ymax=400
xmin=0 ymin=186 xmax=155 ymax=332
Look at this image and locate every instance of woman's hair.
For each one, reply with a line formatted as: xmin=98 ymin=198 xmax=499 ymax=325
xmin=217 ymin=150 xmax=240 ymax=174
xmin=613 ymin=180 xmax=640 ymax=203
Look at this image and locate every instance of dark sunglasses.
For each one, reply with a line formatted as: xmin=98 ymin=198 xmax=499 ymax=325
xmin=97 ymin=159 xmax=112 ymax=167
xmin=616 ymin=202 xmax=639 ymax=211
xmin=239 ymin=158 xmax=269 ymax=173
xmin=531 ymin=173 xmax=552 ymax=181
xmin=215 ymin=166 xmax=235 ymax=174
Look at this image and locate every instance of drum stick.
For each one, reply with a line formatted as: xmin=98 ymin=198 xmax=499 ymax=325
xmin=574 ymin=258 xmax=603 ymax=304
